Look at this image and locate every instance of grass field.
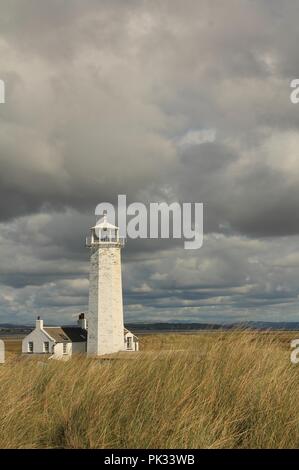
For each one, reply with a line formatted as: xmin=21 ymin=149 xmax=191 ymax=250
xmin=0 ymin=330 xmax=299 ymax=448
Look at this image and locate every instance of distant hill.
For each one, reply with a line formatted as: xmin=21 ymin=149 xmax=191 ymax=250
xmin=237 ymin=321 xmax=299 ymax=330
xmin=2 ymin=321 xmax=299 ymax=336
xmin=0 ymin=324 xmax=32 ymax=336
xmin=127 ymin=321 xmax=299 ymax=333
xmin=127 ymin=322 xmax=223 ymax=333
xmin=0 ymin=324 xmax=30 ymax=329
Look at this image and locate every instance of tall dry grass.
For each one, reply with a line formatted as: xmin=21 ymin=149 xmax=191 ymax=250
xmin=0 ymin=331 xmax=298 ymax=448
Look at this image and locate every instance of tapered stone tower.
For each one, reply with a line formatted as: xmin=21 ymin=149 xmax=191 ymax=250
xmin=86 ymin=214 xmax=125 ymax=355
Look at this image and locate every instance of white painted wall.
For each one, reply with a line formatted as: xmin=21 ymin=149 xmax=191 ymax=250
xmin=22 ymin=326 xmax=55 ymax=354
xmin=52 ymin=342 xmax=71 ymax=358
xmin=87 ymin=244 xmax=125 ymax=355
xmin=51 ymin=342 xmax=85 ymax=360
xmin=124 ymin=331 xmax=139 ymax=351
xmin=0 ymin=340 xmax=4 ymax=363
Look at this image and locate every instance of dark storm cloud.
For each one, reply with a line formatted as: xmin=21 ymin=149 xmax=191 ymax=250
xmin=175 ymin=138 xmax=299 ymax=237
xmin=0 ymin=0 xmax=299 ymax=235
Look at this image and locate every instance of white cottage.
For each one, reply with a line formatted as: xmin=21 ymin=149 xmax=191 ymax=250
xmin=124 ymin=328 xmax=139 ymax=351
xmin=22 ymin=315 xmax=87 ymax=358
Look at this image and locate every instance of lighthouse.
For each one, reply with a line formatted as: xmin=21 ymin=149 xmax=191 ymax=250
xmin=86 ymin=213 xmax=125 ymax=355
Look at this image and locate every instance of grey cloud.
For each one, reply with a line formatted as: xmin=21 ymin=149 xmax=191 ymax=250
xmin=0 ymin=1 xmax=299 ymax=323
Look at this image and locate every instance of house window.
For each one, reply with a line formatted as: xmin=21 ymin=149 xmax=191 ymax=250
xmin=44 ymin=342 xmax=49 ymax=353
xmin=28 ymin=341 xmax=33 ymax=353
xmin=63 ymin=343 xmax=67 ymax=354
xmin=126 ymin=337 xmax=132 ymax=350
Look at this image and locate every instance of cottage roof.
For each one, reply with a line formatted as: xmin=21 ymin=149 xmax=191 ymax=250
xmin=42 ymin=326 xmax=136 ymax=343
xmin=44 ymin=327 xmax=87 ymax=343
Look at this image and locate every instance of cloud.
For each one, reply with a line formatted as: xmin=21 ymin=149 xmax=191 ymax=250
xmin=0 ymin=1 xmax=299 ymax=323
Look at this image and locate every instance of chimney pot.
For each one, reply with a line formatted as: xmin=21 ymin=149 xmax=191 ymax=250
xmin=36 ymin=318 xmax=43 ymax=329
xmin=77 ymin=313 xmax=87 ymax=330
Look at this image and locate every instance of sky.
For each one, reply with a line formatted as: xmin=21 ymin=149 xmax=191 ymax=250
xmin=1 ymin=0 xmax=299 ymax=325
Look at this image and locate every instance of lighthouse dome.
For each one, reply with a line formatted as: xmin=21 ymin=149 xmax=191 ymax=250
xmin=92 ymin=213 xmax=118 ymax=231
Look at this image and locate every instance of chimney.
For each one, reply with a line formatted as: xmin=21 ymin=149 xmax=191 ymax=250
xmin=36 ymin=316 xmax=44 ymax=329
xmin=78 ymin=313 xmax=87 ymax=330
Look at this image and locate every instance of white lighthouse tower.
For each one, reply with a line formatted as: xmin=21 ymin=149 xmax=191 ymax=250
xmin=86 ymin=213 xmax=125 ymax=355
